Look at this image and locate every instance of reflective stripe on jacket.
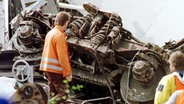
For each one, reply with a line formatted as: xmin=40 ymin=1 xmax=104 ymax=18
xmin=176 ymin=90 xmax=184 ymax=104
xmin=40 ymin=25 xmax=72 ymax=77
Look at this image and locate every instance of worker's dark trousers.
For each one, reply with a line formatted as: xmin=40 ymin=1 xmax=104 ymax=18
xmin=44 ymin=72 xmax=69 ymax=104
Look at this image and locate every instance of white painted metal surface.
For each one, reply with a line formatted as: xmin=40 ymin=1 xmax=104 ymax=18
xmin=58 ymin=2 xmax=87 ymax=15
xmin=0 ymin=77 xmax=16 ymax=99
xmin=0 ymin=2 xmax=5 ymax=49
xmin=0 ymin=0 xmax=11 ymax=50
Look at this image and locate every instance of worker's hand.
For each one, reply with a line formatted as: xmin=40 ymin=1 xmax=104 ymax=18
xmin=66 ymin=74 xmax=72 ymax=82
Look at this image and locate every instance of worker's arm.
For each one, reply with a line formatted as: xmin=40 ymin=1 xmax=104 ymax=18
xmin=154 ymin=75 xmax=175 ymax=104
xmin=56 ymin=33 xmax=72 ymax=77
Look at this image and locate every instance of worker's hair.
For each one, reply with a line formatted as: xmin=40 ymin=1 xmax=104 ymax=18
xmin=169 ymin=51 xmax=184 ymax=71
xmin=54 ymin=11 xmax=71 ymax=26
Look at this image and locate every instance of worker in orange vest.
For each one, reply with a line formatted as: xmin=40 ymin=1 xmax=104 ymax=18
xmin=154 ymin=51 xmax=184 ymax=104
xmin=39 ymin=11 xmax=72 ymax=104
xmin=165 ymin=90 xmax=184 ymax=104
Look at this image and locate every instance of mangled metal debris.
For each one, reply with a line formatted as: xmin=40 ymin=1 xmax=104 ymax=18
xmin=3 ymin=1 xmax=184 ymax=104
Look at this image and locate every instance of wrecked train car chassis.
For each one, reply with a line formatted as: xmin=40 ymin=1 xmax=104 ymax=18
xmin=9 ymin=3 xmax=169 ymax=104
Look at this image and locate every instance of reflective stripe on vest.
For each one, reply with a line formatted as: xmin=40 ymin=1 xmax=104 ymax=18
xmin=40 ymin=57 xmax=62 ymax=71
xmin=40 ymin=64 xmax=62 ymax=71
xmin=41 ymin=57 xmax=60 ymax=64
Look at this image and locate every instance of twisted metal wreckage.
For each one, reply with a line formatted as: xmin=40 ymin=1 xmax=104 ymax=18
xmin=2 ymin=1 xmax=184 ymax=104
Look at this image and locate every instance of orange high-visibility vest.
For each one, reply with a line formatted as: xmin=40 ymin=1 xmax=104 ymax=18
xmin=174 ymin=76 xmax=184 ymax=90
xmin=176 ymin=91 xmax=184 ymax=104
xmin=40 ymin=25 xmax=72 ymax=77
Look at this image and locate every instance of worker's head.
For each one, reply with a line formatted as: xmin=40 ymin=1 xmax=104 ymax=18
xmin=54 ymin=11 xmax=71 ymax=30
xmin=169 ymin=51 xmax=184 ymax=72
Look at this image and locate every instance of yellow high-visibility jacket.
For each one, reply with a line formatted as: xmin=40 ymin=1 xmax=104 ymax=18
xmin=40 ymin=25 xmax=72 ymax=77
xmin=154 ymin=72 xmax=184 ymax=104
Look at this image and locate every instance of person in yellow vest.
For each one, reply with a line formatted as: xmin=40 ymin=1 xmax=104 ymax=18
xmin=154 ymin=51 xmax=184 ymax=104
xmin=39 ymin=11 xmax=72 ymax=104
xmin=165 ymin=90 xmax=184 ymax=104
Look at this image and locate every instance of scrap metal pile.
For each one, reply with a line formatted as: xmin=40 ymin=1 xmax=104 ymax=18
xmin=8 ymin=2 xmax=184 ymax=104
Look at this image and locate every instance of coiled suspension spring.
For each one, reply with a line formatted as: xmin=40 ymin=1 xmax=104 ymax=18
xmin=66 ymin=14 xmax=94 ymax=38
xmin=91 ymin=14 xmax=122 ymax=45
